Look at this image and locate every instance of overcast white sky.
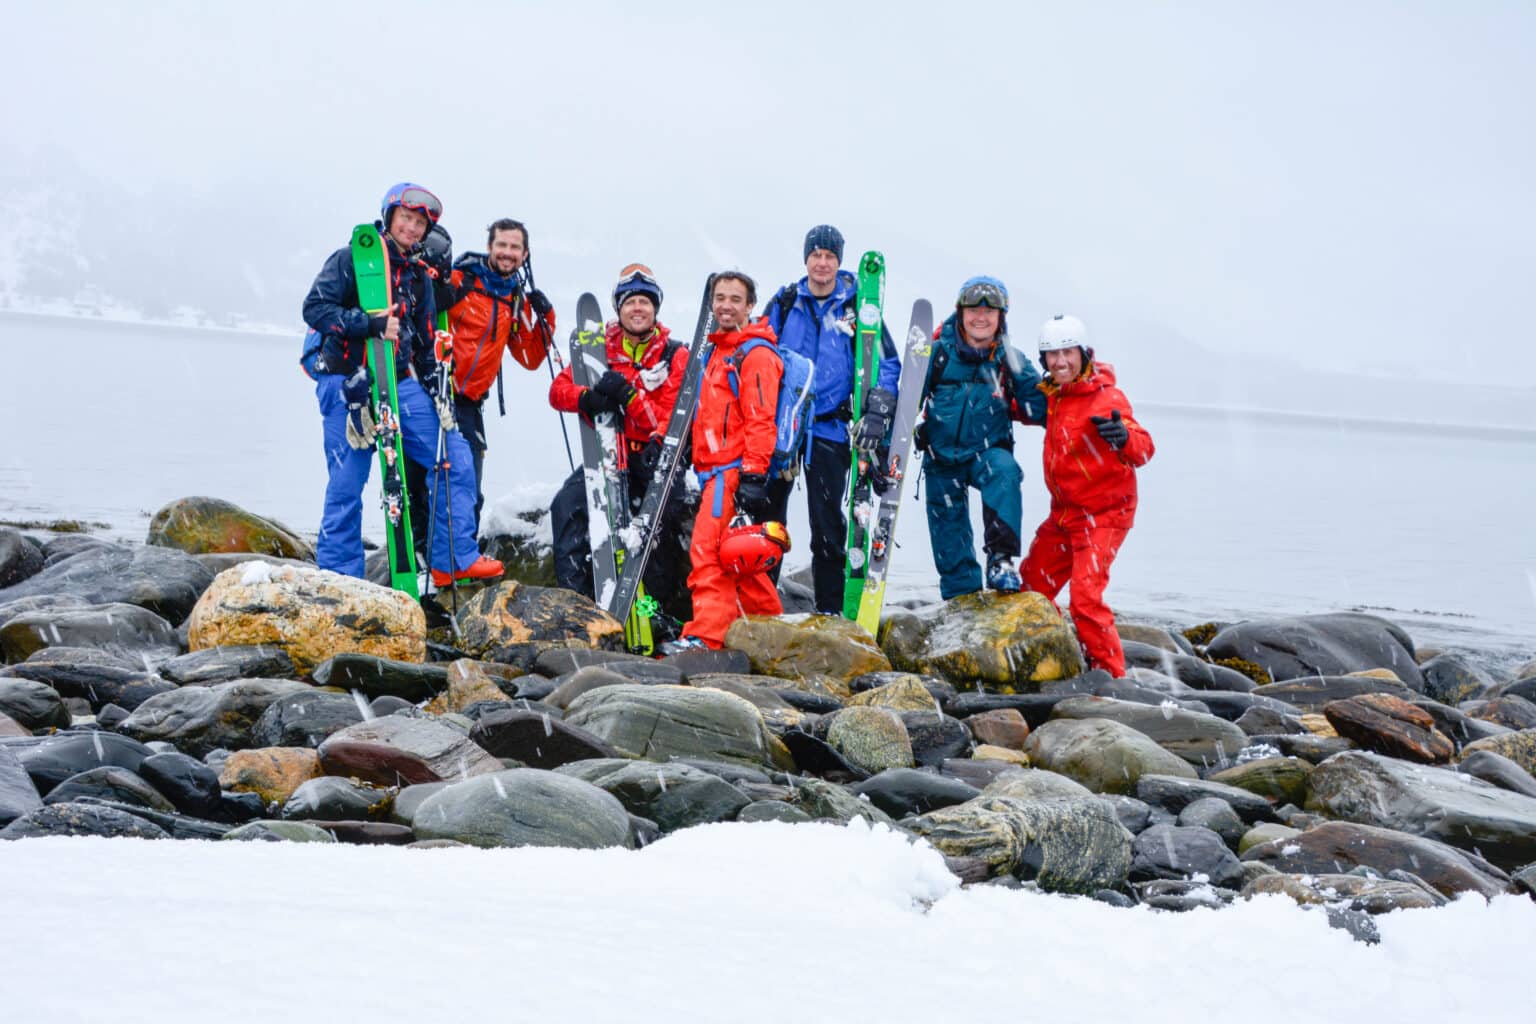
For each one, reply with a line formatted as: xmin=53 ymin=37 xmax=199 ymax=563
xmin=5 ymin=0 xmax=1534 ymax=383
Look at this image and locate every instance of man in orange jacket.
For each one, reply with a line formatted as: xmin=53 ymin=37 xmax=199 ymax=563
xmin=665 ymin=272 xmax=784 ymax=652
xmin=1022 ymin=314 xmax=1154 ymax=678
xmin=418 ymin=218 xmax=555 ymax=537
xmin=546 ymin=265 xmax=695 ymax=629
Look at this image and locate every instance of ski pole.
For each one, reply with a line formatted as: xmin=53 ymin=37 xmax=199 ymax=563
xmin=522 ymin=254 xmax=576 ymax=472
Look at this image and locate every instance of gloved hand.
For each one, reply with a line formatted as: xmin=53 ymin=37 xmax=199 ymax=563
xmin=578 ymin=387 xmax=620 ymax=420
xmin=422 ymin=224 xmax=453 ymax=278
xmin=527 ymin=288 xmax=554 ymax=319
xmin=734 ymin=472 xmax=771 ymax=523
xmin=635 ymin=438 xmax=663 ymax=476
xmin=913 ymin=418 xmax=931 ymax=454
xmin=422 ymin=368 xmax=457 ymax=433
xmin=1090 ymin=409 xmax=1128 ymax=450
xmin=341 ymin=367 xmax=376 ymax=450
xmin=593 ymin=369 xmax=637 ymax=407
xmin=853 ymin=387 xmax=897 ymax=456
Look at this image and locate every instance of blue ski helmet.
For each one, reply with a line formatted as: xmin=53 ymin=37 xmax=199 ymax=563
xmin=380 ymin=182 xmax=443 ymax=231
xmin=613 ymin=263 xmax=664 ymax=313
xmin=956 ymin=275 xmax=1009 ymax=311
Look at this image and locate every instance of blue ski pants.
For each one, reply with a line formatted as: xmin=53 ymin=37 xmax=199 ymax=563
xmin=924 ymin=446 xmax=1023 ymax=599
xmin=315 ymin=372 xmax=480 ymax=578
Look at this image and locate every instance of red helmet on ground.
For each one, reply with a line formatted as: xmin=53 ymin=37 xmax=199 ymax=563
xmin=719 ymin=517 xmax=791 ymax=576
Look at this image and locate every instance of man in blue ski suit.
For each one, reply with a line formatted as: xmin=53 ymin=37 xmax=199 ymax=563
xmin=914 ymin=276 xmax=1046 ymax=599
xmin=762 ymin=224 xmax=900 ymax=614
xmin=301 ymin=182 xmax=503 ymax=585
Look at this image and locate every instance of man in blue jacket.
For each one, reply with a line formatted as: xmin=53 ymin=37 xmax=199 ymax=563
xmin=301 ymin=182 xmax=502 ymax=586
xmin=762 ymin=225 xmax=900 ymax=614
xmin=914 ymin=276 xmax=1046 ymax=599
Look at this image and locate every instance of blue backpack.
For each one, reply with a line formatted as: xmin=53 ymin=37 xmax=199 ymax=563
xmin=299 ymin=327 xmax=324 ymax=379
xmin=721 ymin=337 xmax=816 ymax=478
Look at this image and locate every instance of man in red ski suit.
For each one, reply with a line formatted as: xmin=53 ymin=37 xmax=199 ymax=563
xmin=1022 ymin=314 xmax=1154 ymax=678
xmin=673 ymin=272 xmax=783 ymax=650
xmin=547 ymin=265 xmax=694 ymax=629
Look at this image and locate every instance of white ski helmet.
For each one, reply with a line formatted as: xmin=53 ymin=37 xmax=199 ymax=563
xmin=1038 ymin=314 xmax=1088 ymax=353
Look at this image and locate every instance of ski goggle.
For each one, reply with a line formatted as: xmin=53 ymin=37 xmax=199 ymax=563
xmin=957 ymin=280 xmax=1008 ymax=311
xmin=386 ymin=186 xmax=443 ymax=223
xmin=614 ymin=264 xmax=664 ymax=309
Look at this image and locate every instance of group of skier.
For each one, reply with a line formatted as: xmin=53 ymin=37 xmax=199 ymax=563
xmin=301 ymin=183 xmax=1155 ymax=677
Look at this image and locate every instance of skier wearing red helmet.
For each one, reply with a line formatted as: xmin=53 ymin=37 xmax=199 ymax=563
xmin=1021 ymin=314 xmax=1154 ymax=678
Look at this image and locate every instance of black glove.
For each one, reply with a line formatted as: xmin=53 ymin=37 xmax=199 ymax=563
xmin=578 ymin=387 xmax=620 ymax=420
xmin=635 ymin=438 xmax=663 ymax=476
xmin=853 ymin=387 xmax=897 ymax=456
xmin=913 ymin=419 xmax=931 ymax=454
xmin=422 ymin=224 xmax=453 ymax=278
xmin=367 ymin=314 xmax=391 ymax=338
xmin=528 ymin=288 xmax=554 ymax=319
xmin=593 ymin=369 xmax=637 ymax=407
xmin=1090 ymin=409 xmax=1129 ymax=450
xmin=734 ymin=472 xmax=771 ymax=523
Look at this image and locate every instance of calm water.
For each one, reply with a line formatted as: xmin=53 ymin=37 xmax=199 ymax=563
xmin=3 ymin=313 xmax=1533 ymax=663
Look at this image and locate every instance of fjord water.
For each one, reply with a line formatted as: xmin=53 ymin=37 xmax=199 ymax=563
xmin=2 ymin=313 xmax=1532 ymax=663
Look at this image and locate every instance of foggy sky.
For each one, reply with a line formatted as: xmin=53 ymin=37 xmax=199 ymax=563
xmin=5 ymin=0 xmax=1534 ymax=385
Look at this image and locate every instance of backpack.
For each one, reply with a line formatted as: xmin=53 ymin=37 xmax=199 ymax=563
xmin=721 ymin=337 xmax=816 ymax=478
xmin=299 ymin=327 xmax=324 ymax=379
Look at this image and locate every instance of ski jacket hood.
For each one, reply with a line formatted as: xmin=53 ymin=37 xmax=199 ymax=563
xmin=692 ymin=319 xmax=782 ymax=474
xmin=302 ymin=233 xmax=437 ymax=381
xmin=547 ymin=320 xmax=688 ymax=445
xmin=917 ymin=312 xmax=1045 ymax=466
xmin=1036 ymin=361 xmax=1154 ymax=528
xmin=764 ymin=270 xmax=900 ymax=442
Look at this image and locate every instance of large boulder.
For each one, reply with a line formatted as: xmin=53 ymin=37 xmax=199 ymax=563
xmin=1241 ymin=820 xmax=1509 ymax=899
xmin=823 ymin=706 xmax=914 ymax=775
xmin=0 ymin=543 xmax=213 ymax=624
xmin=1419 ymin=653 xmax=1497 ymax=705
xmin=905 ymin=795 xmax=1131 ymax=893
xmin=146 ymin=496 xmax=315 ymax=561
xmin=0 ymin=529 xmax=45 ymax=588
xmin=117 ymin=678 xmax=310 ymax=758
xmin=412 ymin=768 xmax=633 ymax=849
xmin=1306 ymin=750 xmax=1536 ymax=871
xmin=881 ymin=592 xmax=1084 ymax=692
xmin=1023 ymin=717 xmax=1197 ymax=794
xmin=316 ymin=716 xmax=501 ymax=786
xmin=724 ymin=614 xmax=890 ymax=683
xmin=0 ymin=745 xmax=43 ymax=826
xmin=0 ymin=678 xmax=71 ymax=731
xmin=0 ymin=603 xmax=179 ymax=665
xmin=556 ymin=759 xmax=750 ymax=832
xmin=1206 ymin=613 xmax=1422 ymax=688
xmin=456 ymin=581 xmax=623 ymax=659
xmin=1049 ymin=695 xmax=1248 ymax=769
xmin=1322 ymin=693 xmax=1455 ymax=764
xmin=186 ymin=563 xmax=425 ymax=676
xmin=564 ymin=684 xmax=789 ymax=770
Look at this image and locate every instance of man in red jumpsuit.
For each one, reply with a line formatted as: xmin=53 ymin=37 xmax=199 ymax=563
xmin=1022 ymin=314 xmax=1154 ymax=678
xmin=667 ymin=271 xmax=784 ymax=652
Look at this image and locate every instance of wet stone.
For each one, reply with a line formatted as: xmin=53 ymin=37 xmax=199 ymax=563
xmin=1 ymin=801 xmax=169 ymax=840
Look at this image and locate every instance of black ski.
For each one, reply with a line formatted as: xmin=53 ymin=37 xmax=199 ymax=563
xmin=608 ymin=274 xmax=716 ymax=626
xmin=569 ymin=293 xmax=626 ymax=609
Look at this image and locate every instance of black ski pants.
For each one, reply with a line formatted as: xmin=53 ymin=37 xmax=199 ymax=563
xmin=550 ymin=465 xmax=695 ymax=629
xmin=767 ymin=434 xmax=850 ymax=614
xmin=407 ymin=395 xmax=490 ymax=557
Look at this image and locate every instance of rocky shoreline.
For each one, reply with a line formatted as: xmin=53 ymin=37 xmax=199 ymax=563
xmin=2 ymin=497 xmax=1534 ymax=943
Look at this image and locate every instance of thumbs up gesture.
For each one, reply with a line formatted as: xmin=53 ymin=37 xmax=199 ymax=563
xmin=1090 ymin=409 xmax=1128 ymax=450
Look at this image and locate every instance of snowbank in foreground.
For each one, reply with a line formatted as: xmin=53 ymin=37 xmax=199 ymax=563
xmin=1 ymin=822 xmax=1531 ymax=1022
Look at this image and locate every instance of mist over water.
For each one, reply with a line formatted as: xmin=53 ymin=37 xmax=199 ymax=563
xmin=4 ymin=314 xmax=1532 ymax=664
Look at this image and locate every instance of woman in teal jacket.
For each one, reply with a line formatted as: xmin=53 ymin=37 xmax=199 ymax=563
xmin=914 ymin=276 xmax=1046 ymax=598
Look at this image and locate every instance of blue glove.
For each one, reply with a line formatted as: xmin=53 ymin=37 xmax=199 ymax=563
xmin=342 ymin=368 xmax=376 ymax=450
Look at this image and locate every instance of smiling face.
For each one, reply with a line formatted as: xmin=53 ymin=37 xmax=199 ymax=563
xmin=386 ymin=206 xmax=430 ymax=250
xmin=712 ymin=277 xmax=752 ymax=331
xmin=619 ymin=294 xmax=657 ymax=337
xmin=961 ymin=305 xmax=1001 ymax=346
xmin=1044 ymin=346 xmax=1084 ymax=384
xmin=486 ymin=226 xmax=527 ymax=276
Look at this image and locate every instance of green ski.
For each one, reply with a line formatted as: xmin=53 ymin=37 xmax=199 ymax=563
xmin=350 ymin=223 xmax=419 ymax=598
xmin=842 ymin=250 xmax=885 ymax=620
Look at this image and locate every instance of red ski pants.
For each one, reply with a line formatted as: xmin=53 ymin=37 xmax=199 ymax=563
xmin=1022 ymin=517 xmax=1129 ymax=677
xmin=683 ymin=469 xmax=782 ymax=648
